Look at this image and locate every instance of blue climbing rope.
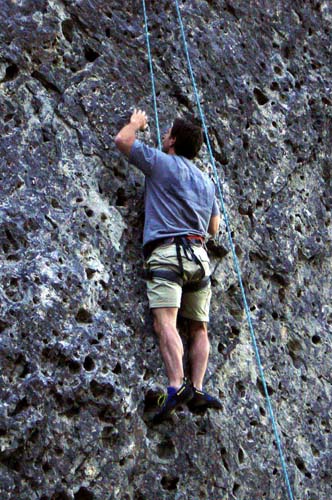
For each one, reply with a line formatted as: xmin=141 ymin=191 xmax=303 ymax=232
xmin=142 ymin=0 xmax=162 ymax=150
xmin=141 ymin=1 xmax=294 ymax=499
xmin=173 ymin=2 xmax=294 ymax=499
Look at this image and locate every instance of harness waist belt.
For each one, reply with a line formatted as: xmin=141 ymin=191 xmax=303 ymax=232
xmin=143 ymin=268 xmax=210 ymax=293
xmin=143 ymin=234 xmax=205 ymax=260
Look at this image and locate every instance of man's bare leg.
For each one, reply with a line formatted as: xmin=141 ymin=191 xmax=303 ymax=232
xmin=188 ymin=320 xmax=210 ymax=390
xmin=152 ymin=307 xmax=184 ymax=388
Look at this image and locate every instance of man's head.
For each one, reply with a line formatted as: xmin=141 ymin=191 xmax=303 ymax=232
xmin=162 ymin=118 xmax=203 ymax=159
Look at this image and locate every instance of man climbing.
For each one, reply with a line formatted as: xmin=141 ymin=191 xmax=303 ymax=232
xmin=115 ymin=109 xmax=222 ymax=423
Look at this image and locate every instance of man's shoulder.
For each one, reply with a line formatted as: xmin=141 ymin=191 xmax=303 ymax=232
xmin=129 ymin=140 xmax=173 ymax=176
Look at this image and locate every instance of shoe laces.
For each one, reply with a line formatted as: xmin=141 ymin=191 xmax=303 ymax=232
xmin=157 ymin=393 xmax=167 ymax=407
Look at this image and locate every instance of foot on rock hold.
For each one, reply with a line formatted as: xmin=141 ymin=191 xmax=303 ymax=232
xmin=187 ymin=387 xmax=222 ymax=412
xmin=152 ymin=379 xmax=194 ymax=424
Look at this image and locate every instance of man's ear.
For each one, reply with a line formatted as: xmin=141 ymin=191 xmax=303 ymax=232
xmin=170 ymin=136 xmax=176 ymax=146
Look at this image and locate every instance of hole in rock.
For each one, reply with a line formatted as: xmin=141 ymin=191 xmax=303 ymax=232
xmin=62 ymin=19 xmax=74 ymax=43
xmin=76 ymin=308 xmax=93 ymax=323
xmin=311 ymin=335 xmax=321 ymax=345
xmin=68 ymin=359 xmax=81 ymax=373
xmin=233 ymin=483 xmax=240 ymax=495
xmin=260 ymin=406 xmax=266 ymax=416
xmin=0 ymin=453 xmax=22 ymax=472
xmin=282 ymin=46 xmax=291 ymax=59
xmin=161 ymin=475 xmax=179 ymax=491
xmin=217 ymin=342 xmax=224 ymax=354
xmin=295 ymin=457 xmax=311 ymax=478
xmin=4 ymin=113 xmax=14 ymax=122
xmin=42 ymin=461 xmax=52 ymax=472
xmin=143 ymin=389 xmax=160 ymax=412
xmin=112 ymin=362 xmax=122 ymax=374
xmin=32 ymin=70 xmax=60 ymax=93
xmin=270 ymin=81 xmax=279 ymax=91
xmin=51 ymin=198 xmax=60 ymax=208
xmin=230 ymin=326 xmax=240 ymax=337
xmin=157 ymin=438 xmax=176 ymax=459
xmin=236 ymin=381 xmax=246 ymax=398
xmin=238 ymin=447 xmax=244 ymax=464
xmin=11 ymin=397 xmax=29 ymax=416
xmin=278 ymin=288 xmax=286 ymax=303
xmin=235 ymin=245 xmax=242 ymax=257
xmin=253 ymin=87 xmax=269 ymax=105
xmin=225 ymin=2 xmax=237 ymax=16
xmin=0 ymin=320 xmax=10 ymax=333
xmin=4 ymin=63 xmax=19 ymax=82
xmin=84 ymin=356 xmax=95 ymax=371
xmin=84 ymin=46 xmax=100 ymax=62
xmin=86 ymin=268 xmax=96 ymax=279
xmin=311 ymin=445 xmax=320 ymax=457
xmin=65 ymin=405 xmax=80 ymax=418
xmin=74 ymin=487 xmax=94 ymax=500
xmin=116 ymin=187 xmax=127 ymax=206
xmin=90 ymin=379 xmax=114 ymax=398
xmin=257 ymin=378 xmax=274 ymax=396
xmin=85 ymin=208 xmax=94 ymax=217
xmin=134 ymin=491 xmax=146 ymax=500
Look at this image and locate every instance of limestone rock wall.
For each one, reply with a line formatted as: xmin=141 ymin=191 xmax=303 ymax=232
xmin=0 ymin=0 xmax=331 ymax=499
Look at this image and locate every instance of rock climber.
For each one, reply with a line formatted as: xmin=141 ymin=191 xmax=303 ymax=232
xmin=115 ymin=109 xmax=222 ymax=423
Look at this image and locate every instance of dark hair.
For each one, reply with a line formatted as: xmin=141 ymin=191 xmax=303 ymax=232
xmin=170 ymin=118 xmax=203 ymax=159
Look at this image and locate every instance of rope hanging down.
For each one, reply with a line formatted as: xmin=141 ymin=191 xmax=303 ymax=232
xmin=141 ymin=1 xmax=294 ymax=499
xmin=142 ymin=0 xmax=162 ymax=150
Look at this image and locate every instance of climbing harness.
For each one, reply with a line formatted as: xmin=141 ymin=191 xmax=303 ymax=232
xmin=143 ymin=235 xmax=210 ymax=293
xmin=141 ymin=1 xmax=294 ymax=499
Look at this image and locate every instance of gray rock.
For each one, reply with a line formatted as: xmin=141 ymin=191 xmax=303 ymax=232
xmin=0 ymin=0 xmax=331 ymax=499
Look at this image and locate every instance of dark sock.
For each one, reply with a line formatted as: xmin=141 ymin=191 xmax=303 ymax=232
xmin=167 ymin=386 xmax=177 ymax=397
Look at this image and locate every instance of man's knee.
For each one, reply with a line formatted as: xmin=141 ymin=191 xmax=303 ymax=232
xmin=189 ymin=320 xmax=208 ymax=336
xmin=153 ymin=315 xmax=165 ymax=336
xmin=152 ymin=308 xmax=178 ymax=336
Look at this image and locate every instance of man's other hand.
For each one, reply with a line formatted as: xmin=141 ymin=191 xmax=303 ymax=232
xmin=208 ymin=214 xmax=220 ymax=236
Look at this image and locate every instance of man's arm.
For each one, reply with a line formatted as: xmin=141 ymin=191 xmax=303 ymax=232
xmin=208 ymin=214 xmax=220 ymax=236
xmin=115 ymin=109 xmax=148 ymax=157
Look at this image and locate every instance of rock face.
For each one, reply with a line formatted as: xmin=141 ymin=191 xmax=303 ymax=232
xmin=0 ymin=0 xmax=331 ymax=498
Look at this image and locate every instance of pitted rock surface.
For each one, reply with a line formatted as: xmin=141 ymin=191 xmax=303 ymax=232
xmin=0 ymin=1 xmax=331 ymax=499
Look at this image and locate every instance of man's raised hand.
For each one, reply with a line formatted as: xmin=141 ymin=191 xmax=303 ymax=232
xmin=130 ymin=109 xmax=148 ymax=131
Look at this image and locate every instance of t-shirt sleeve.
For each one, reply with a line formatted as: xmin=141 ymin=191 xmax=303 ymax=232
xmin=128 ymin=140 xmax=159 ymax=176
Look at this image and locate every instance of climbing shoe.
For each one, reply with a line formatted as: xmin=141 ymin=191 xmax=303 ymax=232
xmin=152 ymin=379 xmax=194 ymax=425
xmin=187 ymin=387 xmax=222 ymax=412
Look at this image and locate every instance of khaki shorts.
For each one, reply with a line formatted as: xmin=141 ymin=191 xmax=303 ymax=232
xmin=144 ymin=243 xmax=212 ymax=322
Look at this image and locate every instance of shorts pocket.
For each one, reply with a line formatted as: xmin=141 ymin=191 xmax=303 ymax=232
xmin=148 ymin=244 xmax=178 ymax=264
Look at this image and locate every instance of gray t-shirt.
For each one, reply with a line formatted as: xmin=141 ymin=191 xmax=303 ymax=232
xmin=129 ymin=140 xmax=219 ymax=246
